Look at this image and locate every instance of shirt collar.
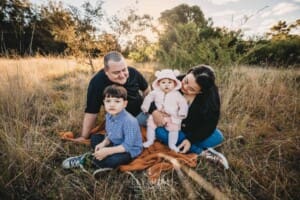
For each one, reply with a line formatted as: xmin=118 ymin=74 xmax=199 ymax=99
xmin=107 ymin=109 xmax=127 ymax=121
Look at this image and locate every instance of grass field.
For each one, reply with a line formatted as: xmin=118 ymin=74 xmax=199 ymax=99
xmin=0 ymin=57 xmax=299 ymax=199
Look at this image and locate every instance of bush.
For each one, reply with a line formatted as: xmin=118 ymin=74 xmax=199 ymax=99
xmin=240 ymin=38 xmax=300 ymax=67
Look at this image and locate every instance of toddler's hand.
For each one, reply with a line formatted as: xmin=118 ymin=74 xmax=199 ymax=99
xmin=152 ymin=110 xmax=169 ymax=127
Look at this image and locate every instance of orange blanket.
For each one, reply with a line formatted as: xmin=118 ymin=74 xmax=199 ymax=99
xmin=59 ymin=126 xmax=198 ymax=182
xmin=119 ymin=127 xmax=197 ymax=182
xmin=59 ymin=124 xmax=105 ymax=145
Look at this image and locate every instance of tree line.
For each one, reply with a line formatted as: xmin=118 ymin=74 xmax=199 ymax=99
xmin=1 ymin=0 xmax=299 ymax=68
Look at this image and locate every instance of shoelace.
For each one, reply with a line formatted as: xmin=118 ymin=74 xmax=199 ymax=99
xmin=69 ymin=157 xmax=81 ymax=168
xmin=204 ymin=152 xmax=219 ymax=161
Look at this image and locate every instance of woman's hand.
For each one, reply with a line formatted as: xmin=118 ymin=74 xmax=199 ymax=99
xmin=152 ymin=110 xmax=169 ymax=127
xmin=178 ymin=139 xmax=191 ymax=153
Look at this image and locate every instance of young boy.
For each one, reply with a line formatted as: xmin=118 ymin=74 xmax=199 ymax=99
xmin=62 ymin=85 xmax=143 ymax=172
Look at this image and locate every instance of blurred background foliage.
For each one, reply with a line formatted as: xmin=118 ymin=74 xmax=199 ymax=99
xmin=0 ymin=0 xmax=299 ymax=69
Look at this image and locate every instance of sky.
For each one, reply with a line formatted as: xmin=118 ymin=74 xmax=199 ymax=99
xmin=30 ymin=0 xmax=300 ymax=39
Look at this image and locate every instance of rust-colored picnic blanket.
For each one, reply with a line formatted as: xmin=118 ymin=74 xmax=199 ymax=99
xmin=119 ymin=127 xmax=198 ymax=182
xmin=59 ymin=126 xmax=198 ymax=182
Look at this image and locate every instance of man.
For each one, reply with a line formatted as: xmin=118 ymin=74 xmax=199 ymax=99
xmin=73 ymin=51 xmax=150 ymax=143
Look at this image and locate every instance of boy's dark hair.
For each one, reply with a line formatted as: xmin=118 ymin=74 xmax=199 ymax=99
xmin=103 ymin=85 xmax=127 ymax=100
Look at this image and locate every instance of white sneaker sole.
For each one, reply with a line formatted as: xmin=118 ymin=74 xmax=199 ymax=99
xmin=207 ymin=148 xmax=229 ymax=169
xmin=93 ymin=168 xmax=113 ymax=177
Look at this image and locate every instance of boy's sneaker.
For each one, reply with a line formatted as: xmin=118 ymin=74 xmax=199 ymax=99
xmin=201 ymin=148 xmax=229 ymax=169
xmin=62 ymin=152 xmax=91 ymax=169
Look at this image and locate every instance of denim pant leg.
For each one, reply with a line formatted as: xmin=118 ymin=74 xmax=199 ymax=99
xmin=136 ymin=112 xmax=149 ymax=127
xmin=156 ymin=127 xmax=197 ymax=152
xmin=191 ymin=128 xmax=224 ymax=154
xmin=90 ymin=134 xmax=105 ymax=150
xmin=92 ymin=152 xmax=132 ymax=169
xmin=155 ymin=127 xmax=224 ymax=154
xmin=155 ymin=127 xmax=186 ymax=146
xmin=90 ymin=134 xmax=132 ymax=169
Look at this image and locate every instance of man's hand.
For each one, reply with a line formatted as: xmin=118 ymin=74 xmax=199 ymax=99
xmin=178 ymin=139 xmax=191 ymax=153
xmin=80 ymin=113 xmax=98 ymax=139
xmin=152 ymin=110 xmax=169 ymax=127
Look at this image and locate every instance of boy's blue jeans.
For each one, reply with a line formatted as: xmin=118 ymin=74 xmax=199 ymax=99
xmin=155 ymin=127 xmax=224 ymax=154
xmin=90 ymin=134 xmax=132 ymax=169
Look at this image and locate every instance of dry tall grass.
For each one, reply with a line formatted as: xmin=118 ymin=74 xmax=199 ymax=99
xmin=0 ymin=58 xmax=299 ymax=199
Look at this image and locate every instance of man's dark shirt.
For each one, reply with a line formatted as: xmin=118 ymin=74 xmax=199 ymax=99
xmin=85 ymin=67 xmax=148 ymax=116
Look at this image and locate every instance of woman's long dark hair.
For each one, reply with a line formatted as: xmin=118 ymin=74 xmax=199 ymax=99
xmin=188 ymin=65 xmax=220 ymax=115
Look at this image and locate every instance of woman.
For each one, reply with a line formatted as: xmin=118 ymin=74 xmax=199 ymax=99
xmin=151 ymin=65 xmax=229 ymax=169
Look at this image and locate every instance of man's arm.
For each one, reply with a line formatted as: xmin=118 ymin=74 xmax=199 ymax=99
xmin=79 ymin=113 xmax=98 ymax=139
xmin=142 ymin=86 xmax=151 ymax=97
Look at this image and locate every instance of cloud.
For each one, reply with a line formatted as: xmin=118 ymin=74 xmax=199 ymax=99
xmin=293 ymin=0 xmax=300 ymax=2
xmin=210 ymin=8 xmax=261 ymax=31
xmin=272 ymin=2 xmax=300 ymax=15
xmin=256 ymin=19 xmax=276 ymax=33
xmin=260 ymin=10 xmax=271 ymax=18
xmin=210 ymin=10 xmax=236 ymax=17
xmin=241 ymin=19 xmax=276 ymax=37
xmin=261 ymin=19 xmax=277 ymax=27
xmin=208 ymin=0 xmax=240 ymax=5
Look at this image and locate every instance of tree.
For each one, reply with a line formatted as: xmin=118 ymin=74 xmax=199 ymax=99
xmin=34 ymin=1 xmax=74 ymax=55
xmin=159 ymin=4 xmax=207 ymax=29
xmin=157 ymin=22 xmax=201 ymax=67
xmin=240 ymin=19 xmax=300 ymax=66
xmin=0 ymin=0 xmax=36 ymax=55
xmin=127 ymin=35 xmax=156 ymax=62
xmin=157 ymin=4 xmax=207 ymax=68
xmin=109 ymin=8 xmax=154 ymax=53
xmin=67 ymin=0 xmax=105 ymax=72
xmin=156 ymin=4 xmax=242 ymax=69
xmin=267 ymin=19 xmax=300 ymax=40
xmin=240 ymin=38 xmax=300 ymax=66
xmin=98 ymin=33 xmax=120 ymax=55
xmin=68 ymin=0 xmax=104 ymax=54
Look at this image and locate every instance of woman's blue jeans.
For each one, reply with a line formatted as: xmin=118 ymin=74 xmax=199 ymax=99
xmin=155 ymin=127 xmax=224 ymax=154
xmin=136 ymin=112 xmax=149 ymax=126
xmin=90 ymin=134 xmax=132 ymax=169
